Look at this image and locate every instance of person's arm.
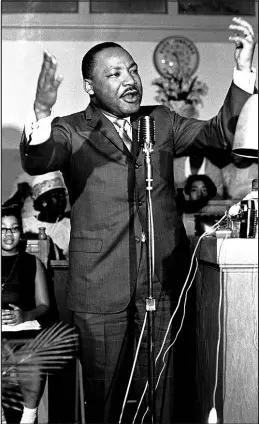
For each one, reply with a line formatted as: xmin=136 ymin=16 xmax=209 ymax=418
xmin=3 ymin=258 xmax=50 ymax=325
xmin=30 ymin=256 xmax=50 ymax=320
xmin=22 ymin=50 xmax=63 ymax=147
xmin=231 ymin=16 xmax=256 ymax=93
xmin=172 ymin=17 xmax=256 ymax=158
xmin=20 ymin=50 xmax=70 ymax=174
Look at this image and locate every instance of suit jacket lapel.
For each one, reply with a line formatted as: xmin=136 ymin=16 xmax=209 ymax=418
xmin=78 ymin=104 xmax=132 ymax=156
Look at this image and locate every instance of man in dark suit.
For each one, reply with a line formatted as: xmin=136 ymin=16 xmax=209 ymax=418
xmin=20 ymin=17 xmax=256 ymax=423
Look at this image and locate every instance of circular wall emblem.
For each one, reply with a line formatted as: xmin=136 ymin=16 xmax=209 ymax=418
xmin=153 ymin=36 xmax=200 ymax=77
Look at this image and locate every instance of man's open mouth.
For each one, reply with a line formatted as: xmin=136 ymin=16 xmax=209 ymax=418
xmin=121 ymin=90 xmax=140 ymax=103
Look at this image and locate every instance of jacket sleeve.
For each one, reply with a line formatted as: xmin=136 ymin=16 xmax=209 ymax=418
xmin=20 ymin=116 xmax=72 ymax=175
xmin=171 ymin=82 xmax=255 ymax=165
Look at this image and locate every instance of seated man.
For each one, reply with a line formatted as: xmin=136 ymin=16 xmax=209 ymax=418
xmin=22 ymin=171 xmax=71 ymax=259
xmin=176 ymin=174 xmax=217 ymax=214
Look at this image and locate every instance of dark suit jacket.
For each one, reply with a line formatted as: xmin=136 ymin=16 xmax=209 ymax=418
xmin=20 ymin=83 xmax=252 ymax=313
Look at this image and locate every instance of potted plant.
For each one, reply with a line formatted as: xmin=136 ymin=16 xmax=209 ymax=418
xmin=152 ymin=71 xmax=208 ymax=118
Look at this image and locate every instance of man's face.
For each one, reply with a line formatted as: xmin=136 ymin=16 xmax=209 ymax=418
xmin=189 ymin=181 xmax=209 ymax=201
xmin=38 ymin=189 xmax=67 ymax=220
xmin=86 ymin=47 xmax=143 ymax=117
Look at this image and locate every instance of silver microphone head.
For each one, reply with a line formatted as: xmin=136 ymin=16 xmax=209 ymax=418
xmin=137 ymin=116 xmax=155 ymax=147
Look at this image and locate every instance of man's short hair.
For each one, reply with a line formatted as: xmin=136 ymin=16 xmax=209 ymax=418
xmin=81 ymin=42 xmax=123 ymax=80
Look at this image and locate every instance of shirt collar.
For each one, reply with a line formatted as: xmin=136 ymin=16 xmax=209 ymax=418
xmin=101 ymin=110 xmax=131 ymax=127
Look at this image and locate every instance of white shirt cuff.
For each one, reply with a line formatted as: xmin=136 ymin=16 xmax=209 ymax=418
xmin=25 ymin=108 xmax=54 ymax=145
xmin=233 ymin=66 xmax=256 ymax=94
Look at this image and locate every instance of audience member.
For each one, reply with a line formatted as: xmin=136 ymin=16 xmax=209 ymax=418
xmin=1 ymin=205 xmax=50 ymax=424
xmin=22 ymin=172 xmax=71 ymax=259
xmin=174 ymin=155 xmax=225 ymax=198
xmin=176 ymin=174 xmax=217 ymax=213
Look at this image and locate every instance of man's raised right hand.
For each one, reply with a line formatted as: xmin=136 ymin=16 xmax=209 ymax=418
xmin=34 ymin=50 xmax=63 ymax=120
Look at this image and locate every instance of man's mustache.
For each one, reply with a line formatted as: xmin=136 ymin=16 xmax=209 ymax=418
xmin=121 ymin=87 xmax=140 ymax=97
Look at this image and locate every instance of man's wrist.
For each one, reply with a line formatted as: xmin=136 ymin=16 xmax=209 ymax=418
xmin=34 ymin=102 xmax=52 ymax=120
xmin=236 ymin=64 xmax=253 ymax=72
xmin=233 ymin=66 xmax=256 ymax=94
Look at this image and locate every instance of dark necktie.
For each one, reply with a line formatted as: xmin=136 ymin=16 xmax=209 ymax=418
xmin=114 ymin=119 xmax=132 ymax=152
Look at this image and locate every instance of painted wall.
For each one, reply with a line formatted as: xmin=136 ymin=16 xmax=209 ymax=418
xmin=2 ymin=1 xmax=258 ymax=200
xmin=3 ymin=41 xmax=253 ymax=133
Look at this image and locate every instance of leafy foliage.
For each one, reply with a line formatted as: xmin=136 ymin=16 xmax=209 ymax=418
xmin=152 ymin=71 xmax=208 ymax=116
xmin=2 ymin=322 xmax=79 ymax=410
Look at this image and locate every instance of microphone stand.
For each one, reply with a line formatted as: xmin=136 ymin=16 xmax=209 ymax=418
xmin=142 ymin=137 xmax=156 ymax=424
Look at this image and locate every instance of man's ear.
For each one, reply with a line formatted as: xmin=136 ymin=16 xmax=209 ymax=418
xmin=83 ymin=79 xmax=94 ymax=96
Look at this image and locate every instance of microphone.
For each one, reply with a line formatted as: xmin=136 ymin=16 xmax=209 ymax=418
xmin=137 ymin=116 xmax=155 ymax=148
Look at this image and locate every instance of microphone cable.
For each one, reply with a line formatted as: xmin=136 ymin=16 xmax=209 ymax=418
xmin=207 ymin=235 xmax=225 ymax=424
xmin=118 ymin=312 xmax=147 ymax=424
xmin=133 ymin=212 xmax=228 ymax=423
xmin=137 ymin=257 xmax=199 ymax=424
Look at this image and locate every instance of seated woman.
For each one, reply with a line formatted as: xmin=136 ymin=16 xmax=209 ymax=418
xmin=176 ymin=174 xmax=217 ymax=214
xmin=1 ymin=205 xmax=50 ymax=424
xmin=22 ymin=171 xmax=71 ymax=259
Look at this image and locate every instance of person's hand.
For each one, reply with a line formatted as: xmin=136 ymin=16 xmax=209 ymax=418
xmin=2 ymin=304 xmax=25 ymax=326
xmin=229 ymin=17 xmax=256 ymax=72
xmin=34 ymin=50 xmax=63 ymax=120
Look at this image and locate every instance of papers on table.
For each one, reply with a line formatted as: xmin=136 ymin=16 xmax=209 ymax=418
xmin=2 ymin=320 xmax=41 ymax=332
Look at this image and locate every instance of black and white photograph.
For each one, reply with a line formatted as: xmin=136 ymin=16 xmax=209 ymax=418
xmin=2 ymin=1 xmax=258 ymax=424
